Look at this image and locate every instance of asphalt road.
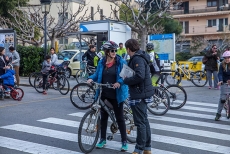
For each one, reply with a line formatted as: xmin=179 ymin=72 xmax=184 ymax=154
xmin=0 ymin=78 xmax=229 ymax=154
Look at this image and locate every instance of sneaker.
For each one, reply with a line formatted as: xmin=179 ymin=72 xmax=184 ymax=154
xmin=208 ymin=86 xmax=212 ymax=89
xmin=121 ymin=141 xmax=128 ymax=151
xmin=215 ymin=86 xmax=220 ymax=90
xmin=43 ymin=91 xmax=47 ymax=95
xmin=96 ymin=139 xmax=106 ymax=149
xmin=5 ymin=88 xmax=10 ymax=93
xmin=143 ymin=150 xmax=152 ymax=154
xmin=215 ymin=113 xmax=221 ymax=121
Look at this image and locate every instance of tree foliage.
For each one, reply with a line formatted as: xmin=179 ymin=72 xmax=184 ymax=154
xmin=0 ymin=0 xmax=28 ymax=18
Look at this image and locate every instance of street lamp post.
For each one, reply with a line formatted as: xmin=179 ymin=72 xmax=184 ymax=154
xmin=40 ymin=0 xmax=51 ymax=58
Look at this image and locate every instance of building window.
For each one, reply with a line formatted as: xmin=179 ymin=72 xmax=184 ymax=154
xmin=207 ymin=0 xmax=217 ymax=7
xmin=225 ymin=18 xmax=228 ymax=25
xmin=59 ymin=37 xmax=68 ymax=45
xmin=207 ymin=19 xmax=216 ymax=27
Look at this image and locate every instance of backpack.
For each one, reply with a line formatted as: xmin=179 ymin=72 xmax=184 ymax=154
xmin=149 ymin=52 xmax=161 ymax=74
xmin=202 ymin=55 xmax=208 ymax=64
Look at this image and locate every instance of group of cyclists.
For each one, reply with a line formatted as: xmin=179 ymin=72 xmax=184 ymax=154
xmin=81 ymin=40 xmax=163 ymax=154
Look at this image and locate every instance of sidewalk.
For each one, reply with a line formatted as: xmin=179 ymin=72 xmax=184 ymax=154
xmin=20 ymin=76 xmax=78 ymax=89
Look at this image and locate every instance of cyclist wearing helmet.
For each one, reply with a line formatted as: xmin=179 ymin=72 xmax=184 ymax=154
xmin=146 ymin=43 xmax=163 ymax=86
xmin=215 ymin=50 xmax=230 ymax=120
xmin=87 ymin=41 xmax=129 ymax=151
xmin=0 ymin=64 xmax=15 ymax=93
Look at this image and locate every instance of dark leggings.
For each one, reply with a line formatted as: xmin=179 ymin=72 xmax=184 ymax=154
xmin=100 ymin=97 xmax=127 ymax=142
xmin=42 ymin=74 xmax=48 ymax=90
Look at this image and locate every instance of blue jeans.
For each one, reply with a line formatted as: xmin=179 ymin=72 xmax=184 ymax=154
xmin=131 ymin=99 xmax=151 ymax=153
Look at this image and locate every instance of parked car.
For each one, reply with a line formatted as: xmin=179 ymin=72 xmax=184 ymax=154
xmin=57 ymin=50 xmax=86 ymax=78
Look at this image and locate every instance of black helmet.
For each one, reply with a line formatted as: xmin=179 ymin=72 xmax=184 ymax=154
xmin=146 ymin=43 xmax=154 ymax=51
xmin=102 ymin=41 xmax=118 ymax=50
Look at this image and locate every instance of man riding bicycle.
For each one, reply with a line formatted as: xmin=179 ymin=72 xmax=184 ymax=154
xmin=82 ymin=44 xmax=97 ymax=67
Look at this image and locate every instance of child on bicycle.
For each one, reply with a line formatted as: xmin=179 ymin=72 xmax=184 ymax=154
xmin=41 ymin=55 xmax=51 ymax=95
xmin=215 ymin=50 xmax=230 ymax=121
xmin=0 ymin=64 xmax=15 ymax=93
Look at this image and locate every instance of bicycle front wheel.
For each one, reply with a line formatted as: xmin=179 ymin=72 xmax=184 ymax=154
xmin=57 ymin=76 xmax=70 ymax=95
xmin=34 ymin=74 xmax=44 ymax=93
xmin=70 ymin=83 xmax=95 ymax=109
xmin=76 ymin=69 xmax=88 ymax=83
xmin=166 ymin=85 xmax=187 ymax=110
xmin=147 ymin=87 xmax=170 ymax=116
xmin=191 ymin=71 xmax=208 ymax=87
xmin=165 ymin=72 xmax=182 ymax=85
xmin=78 ymin=110 xmax=100 ymax=153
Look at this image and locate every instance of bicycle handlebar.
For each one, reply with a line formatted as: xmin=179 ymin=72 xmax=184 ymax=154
xmin=90 ymin=82 xmax=114 ymax=89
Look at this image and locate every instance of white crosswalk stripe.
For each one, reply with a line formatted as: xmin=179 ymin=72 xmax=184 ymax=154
xmin=0 ymin=100 xmax=230 ymax=154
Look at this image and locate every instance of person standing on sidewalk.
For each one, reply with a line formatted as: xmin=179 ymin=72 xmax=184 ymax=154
xmin=123 ymin=39 xmax=154 ymax=154
xmin=205 ymin=44 xmax=219 ymax=89
xmin=9 ymin=46 xmax=20 ymax=87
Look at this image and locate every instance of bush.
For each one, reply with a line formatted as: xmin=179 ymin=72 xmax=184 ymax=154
xmin=17 ymin=45 xmax=45 ymax=77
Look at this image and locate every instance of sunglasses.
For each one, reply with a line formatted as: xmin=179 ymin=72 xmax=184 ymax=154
xmin=213 ymin=48 xmax=217 ymax=49
xmin=110 ymin=50 xmax=117 ymax=53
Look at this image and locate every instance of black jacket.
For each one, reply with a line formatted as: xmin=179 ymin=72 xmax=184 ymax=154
xmin=205 ymin=50 xmax=219 ymax=71
xmin=0 ymin=55 xmax=8 ymax=75
xmin=124 ymin=50 xmax=154 ymax=99
xmin=82 ymin=49 xmax=97 ymax=66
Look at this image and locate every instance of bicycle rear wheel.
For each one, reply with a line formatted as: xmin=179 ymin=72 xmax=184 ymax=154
xmin=70 ymin=83 xmax=95 ymax=109
xmin=34 ymin=74 xmax=44 ymax=93
xmin=76 ymin=69 xmax=88 ymax=83
xmin=166 ymin=85 xmax=187 ymax=110
xmin=124 ymin=107 xmax=136 ymax=143
xmin=191 ymin=71 xmax=208 ymax=87
xmin=29 ymin=72 xmax=41 ymax=87
xmin=165 ymin=72 xmax=182 ymax=85
xmin=78 ymin=110 xmax=100 ymax=153
xmin=57 ymin=76 xmax=70 ymax=95
xmin=147 ymin=87 xmax=170 ymax=116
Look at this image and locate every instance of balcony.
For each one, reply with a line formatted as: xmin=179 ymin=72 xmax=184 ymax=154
xmin=181 ymin=25 xmax=230 ymax=35
xmin=169 ymin=4 xmax=230 ymax=16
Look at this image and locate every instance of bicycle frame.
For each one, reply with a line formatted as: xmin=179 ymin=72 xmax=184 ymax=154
xmin=176 ymin=62 xmax=197 ymax=80
xmin=89 ymin=83 xmax=118 ymax=132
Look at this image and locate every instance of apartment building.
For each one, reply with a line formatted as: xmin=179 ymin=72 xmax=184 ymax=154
xmin=27 ymin=0 xmax=118 ymax=45
xmin=169 ymin=0 xmax=230 ymax=52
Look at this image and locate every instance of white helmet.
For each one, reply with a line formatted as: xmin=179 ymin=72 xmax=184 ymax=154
xmin=222 ymin=51 xmax=230 ymax=57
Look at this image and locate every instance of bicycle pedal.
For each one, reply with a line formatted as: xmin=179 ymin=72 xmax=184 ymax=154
xmin=107 ymin=136 xmax=113 ymax=141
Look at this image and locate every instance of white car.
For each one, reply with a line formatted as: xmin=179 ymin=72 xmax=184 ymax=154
xmin=57 ymin=50 xmax=86 ymax=78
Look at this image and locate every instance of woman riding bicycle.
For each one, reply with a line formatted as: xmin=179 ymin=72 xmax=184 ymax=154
xmin=215 ymin=50 xmax=230 ymax=120
xmin=87 ymin=41 xmax=129 ymax=151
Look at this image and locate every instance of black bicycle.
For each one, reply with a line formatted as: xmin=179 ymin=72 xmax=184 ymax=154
xmin=76 ymin=61 xmax=96 ymax=83
xmin=78 ymin=82 xmax=136 ymax=153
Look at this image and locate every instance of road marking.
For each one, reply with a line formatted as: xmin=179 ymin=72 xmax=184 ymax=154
xmin=186 ymin=101 xmax=217 ymax=108
xmin=179 ymin=105 xmax=216 ymax=113
xmin=0 ymin=136 xmax=81 ymax=154
xmin=0 ymin=124 xmax=179 ymax=154
xmin=0 ymin=96 xmax=69 ymax=108
xmin=166 ymin=110 xmax=229 ymax=121
xmin=69 ymin=112 xmax=230 ymax=141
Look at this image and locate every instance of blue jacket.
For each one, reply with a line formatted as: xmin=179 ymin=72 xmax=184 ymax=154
xmin=0 ymin=69 xmax=15 ymax=86
xmin=218 ymin=63 xmax=230 ymax=83
xmin=89 ymin=55 xmax=128 ymax=104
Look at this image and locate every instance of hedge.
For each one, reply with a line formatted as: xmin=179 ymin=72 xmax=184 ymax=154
xmin=17 ymin=45 xmax=45 ymax=77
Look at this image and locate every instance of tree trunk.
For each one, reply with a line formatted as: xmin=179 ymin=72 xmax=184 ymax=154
xmin=140 ymin=29 xmax=147 ymax=51
xmin=51 ymin=37 xmax=55 ymax=48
